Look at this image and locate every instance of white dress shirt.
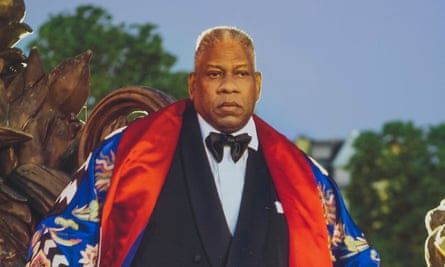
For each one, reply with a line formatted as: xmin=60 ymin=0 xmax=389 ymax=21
xmin=197 ymin=114 xmax=259 ymax=234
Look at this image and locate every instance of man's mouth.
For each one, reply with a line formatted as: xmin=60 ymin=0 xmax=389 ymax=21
xmin=218 ymin=102 xmax=241 ymax=112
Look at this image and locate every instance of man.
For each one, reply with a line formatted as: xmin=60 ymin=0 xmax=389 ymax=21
xmin=27 ymin=26 xmax=380 ymax=267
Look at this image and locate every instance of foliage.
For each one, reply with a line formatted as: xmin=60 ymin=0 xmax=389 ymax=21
xmin=26 ymin=5 xmax=188 ymax=107
xmin=346 ymin=121 xmax=445 ymax=267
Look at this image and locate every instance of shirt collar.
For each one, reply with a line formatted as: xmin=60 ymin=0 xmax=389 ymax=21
xmin=197 ymin=113 xmax=259 ymax=151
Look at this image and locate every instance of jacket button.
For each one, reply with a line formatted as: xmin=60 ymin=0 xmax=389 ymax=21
xmin=193 ymin=255 xmax=202 ymax=263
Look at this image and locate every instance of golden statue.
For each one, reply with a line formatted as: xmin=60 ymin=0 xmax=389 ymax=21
xmin=0 ymin=1 xmax=174 ymax=265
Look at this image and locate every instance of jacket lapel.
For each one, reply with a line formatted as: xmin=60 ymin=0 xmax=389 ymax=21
xmin=179 ymin=104 xmax=232 ymax=267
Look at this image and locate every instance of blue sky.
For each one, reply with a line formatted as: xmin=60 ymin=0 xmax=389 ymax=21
xmin=18 ymin=0 xmax=445 ymax=140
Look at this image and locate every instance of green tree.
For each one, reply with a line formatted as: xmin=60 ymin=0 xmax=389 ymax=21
xmin=346 ymin=121 xmax=445 ymax=267
xmin=26 ymin=5 xmax=188 ymax=107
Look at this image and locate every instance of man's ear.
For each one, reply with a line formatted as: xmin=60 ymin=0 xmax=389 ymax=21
xmin=255 ymin=71 xmax=262 ymax=102
xmin=187 ymin=72 xmax=196 ymax=99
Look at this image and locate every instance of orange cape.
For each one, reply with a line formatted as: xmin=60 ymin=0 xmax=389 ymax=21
xmin=99 ymin=100 xmax=332 ymax=267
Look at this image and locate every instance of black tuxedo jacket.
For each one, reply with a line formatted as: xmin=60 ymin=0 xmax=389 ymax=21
xmin=131 ymin=104 xmax=288 ymax=267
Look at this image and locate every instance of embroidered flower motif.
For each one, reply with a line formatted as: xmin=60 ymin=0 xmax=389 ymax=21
xmin=94 ymin=150 xmax=115 ymax=192
xmin=79 ymin=244 xmax=98 ymax=267
xmin=54 ymin=216 xmax=79 ymax=230
xmin=318 ymin=183 xmax=337 ymax=225
xmin=72 ymin=200 xmax=100 ymax=222
xmin=48 ymin=225 xmax=82 ymax=247
xmin=29 ymin=250 xmax=51 ymax=267
xmin=344 ymin=235 xmax=369 ymax=253
xmin=331 ymin=223 xmax=344 ymax=247
xmin=29 ymin=228 xmax=43 ymax=254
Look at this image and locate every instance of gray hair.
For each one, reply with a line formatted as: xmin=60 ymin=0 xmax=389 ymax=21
xmin=194 ymin=26 xmax=257 ymax=70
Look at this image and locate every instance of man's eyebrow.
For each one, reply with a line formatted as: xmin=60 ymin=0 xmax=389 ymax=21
xmin=205 ymin=63 xmax=250 ymax=69
xmin=233 ymin=64 xmax=249 ymax=69
xmin=206 ymin=64 xmax=223 ymax=69
xmin=205 ymin=63 xmax=224 ymax=70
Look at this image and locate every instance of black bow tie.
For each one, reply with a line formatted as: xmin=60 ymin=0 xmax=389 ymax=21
xmin=205 ymin=132 xmax=252 ymax=163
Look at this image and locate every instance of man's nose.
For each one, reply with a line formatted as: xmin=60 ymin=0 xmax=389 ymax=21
xmin=218 ymin=75 xmax=238 ymax=93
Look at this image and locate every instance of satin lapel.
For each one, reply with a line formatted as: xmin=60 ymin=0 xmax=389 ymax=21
xmin=179 ymin=105 xmax=232 ymax=267
xmin=226 ymin=148 xmax=270 ymax=267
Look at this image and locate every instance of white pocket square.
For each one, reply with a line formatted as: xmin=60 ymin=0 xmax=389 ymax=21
xmin=275 ymin=201 xmax=284 ymax=214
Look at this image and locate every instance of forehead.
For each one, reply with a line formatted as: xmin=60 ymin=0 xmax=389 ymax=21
xmin=197 ymin=39 xmax=253 ymax=68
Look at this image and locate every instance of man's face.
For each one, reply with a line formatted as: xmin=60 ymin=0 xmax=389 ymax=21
xmin=188 ymin=39 xmax=261 ymax=133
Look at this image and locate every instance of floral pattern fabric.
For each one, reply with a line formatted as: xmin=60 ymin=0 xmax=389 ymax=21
xmin=309 ymin=158 xmax=380 ymax=266
xmin=27 ymin=129 xmax=123 ymax=267
xmin=26 ymin=127 xmax=380 ymax=266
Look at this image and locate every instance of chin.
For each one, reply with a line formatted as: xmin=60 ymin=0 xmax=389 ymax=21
xmin=216 ymin=120 xmax=245 ymax=133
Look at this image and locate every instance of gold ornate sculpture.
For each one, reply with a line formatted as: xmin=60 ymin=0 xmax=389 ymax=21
xmin=425 ymin=200 xmax=445 ymax=267
xmin=0 ymin=0 xmax=175 ymax=265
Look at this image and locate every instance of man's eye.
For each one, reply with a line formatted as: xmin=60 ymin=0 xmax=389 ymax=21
xmin=236 ymin=71 xmax=250 ymax=78
xmin=207 ymin=71 xmax=222 ymax=78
